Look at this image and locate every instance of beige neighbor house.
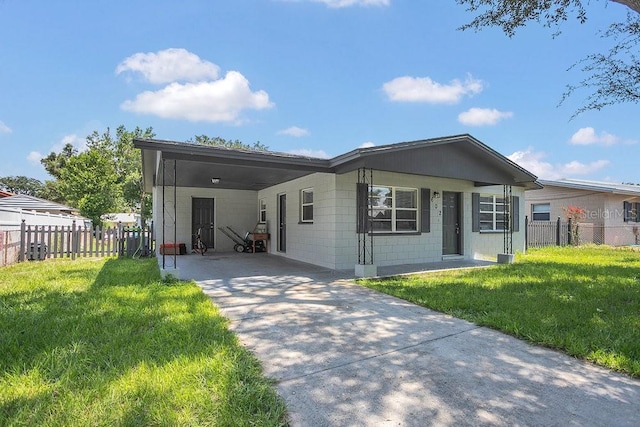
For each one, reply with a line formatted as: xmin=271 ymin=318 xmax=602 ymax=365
xmin=525 ymin=179 xmax=640 ymax=246
xmin=135 ymin=134 xmax=540 ymax=276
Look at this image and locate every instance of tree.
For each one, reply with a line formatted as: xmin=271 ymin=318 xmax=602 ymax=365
xmin=187 ymin=135 xmax=269 ymax=151
xmin=456 ymin=0 xmax=640 ymax=116
xmin=85 ymin=125 xmax=155 ymax=219
xmin=40 ymin=125 xmax=155 ymax=224
xmin=40 ymin=142 xmax=78 ymax=204
xmin=58 ymin=149 xmax=119 ymax=225
xmin=0 ymin=176 xmax=43 ymax=196
xmin=41 ymin=143 xmax=77 ymax=179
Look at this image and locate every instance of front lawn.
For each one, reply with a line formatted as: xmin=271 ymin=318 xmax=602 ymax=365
xmin=0 ymin=257 xmax=287 ymax=426
xmin=359 ymin=246 xmax=640 ymax=378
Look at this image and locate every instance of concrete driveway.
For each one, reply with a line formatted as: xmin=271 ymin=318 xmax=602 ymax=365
xmin=174 ymin=252 xmax=640 ymax=426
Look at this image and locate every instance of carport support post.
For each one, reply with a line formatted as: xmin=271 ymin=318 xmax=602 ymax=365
xmin=159 ymin=158 xmax=180 ymax=280
xmin=355 ymin=167 xmax=377 ymax=278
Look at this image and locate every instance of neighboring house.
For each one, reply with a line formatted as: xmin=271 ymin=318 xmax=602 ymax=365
xmin=525 ymin=179 xmax=640 ymax=246
xmin=101 ymin=212 xmax=141 ymax=228
xmin=0 ymin=194 xmax=85 ymax=227
xmin=0 ymin=190 xmax=14 ymax=198
xmin=135 ymin=134 xmax=540 ymax=275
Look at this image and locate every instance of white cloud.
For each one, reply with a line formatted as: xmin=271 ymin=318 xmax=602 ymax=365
xmin=359 ymin=141 xmax=375 ymax=148
xmin=458 ymin=107 xmax=513 ymax=126
xmin=120 ymin=71 xmax=273 ymax=123
xmin=569 ymin=127 xmax=618 ymax=146
xmin=0 ymin=120 xmax=11 ymax=134
xmin=27 ymin=151 xmax=42 ymax=165
xmin=382 ymin=74 xmax=483 ymax=104
xmin=508 ymin=148 xmax=609 ymax=180
xmin=309 ymin=0 xmax=389 ymax=7
xmin=116 ymin=48 xmax=220 ymax=84
xmin=287 ymin=148 xmax=330 ymax=158
xmin=278 ymin=126 xmax=309 ymax=137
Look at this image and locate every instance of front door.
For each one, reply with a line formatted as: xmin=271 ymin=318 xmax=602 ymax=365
xmin=442 ymin=191 xmax=461 ymax=255
xmin=278 ymin=194 xmax=286 ymax=253
xmin=192 ymin=198 xmax=215 ymax=249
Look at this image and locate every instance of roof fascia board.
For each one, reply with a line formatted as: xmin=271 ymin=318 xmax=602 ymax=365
xmin=135 ymin=138 xmax=331 ymax=171
xmin=539 ymin=180 xmax=640 ymax=196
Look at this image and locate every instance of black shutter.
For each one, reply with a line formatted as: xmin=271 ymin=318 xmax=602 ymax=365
xmin=356 ymin=183 xmax=369 ymax=233
xmin=636 ymin=202 xmax=640 ymax=222
xmin=624 ymin=201 xmax=632 ymax=222
xmin=421 ymin=188 xmax=431 ymax=233
xmin=511 ymin=196 xmax=520 ymax=232
xmin=472 ymin=192 xmax=480 ymax=232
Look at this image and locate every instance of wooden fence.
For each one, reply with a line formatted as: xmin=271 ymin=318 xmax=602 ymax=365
xmin=16 ymin=220 xmax=154 ymax=262
xmin=525 ymin=216 xmax=607 ymax=249
xmin=525 ymin=217 xmax=570 ymax=249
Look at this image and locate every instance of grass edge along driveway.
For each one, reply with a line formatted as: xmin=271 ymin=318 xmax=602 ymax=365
xmin=359 ymin=246 xmax=640 ymax=378
xmin=0 ymin=257 xmax=287 ymax=427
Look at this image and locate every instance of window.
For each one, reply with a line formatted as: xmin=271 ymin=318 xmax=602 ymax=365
xmin=300 ymin=189 xmax=313 ymax=222
xmin=531 ymin=203 xmax=551 ymax=221
xmin=479 ymin=195 xmax=507 ymax=231
xmin=624 ymin=201 xmax=640 ymax=222
xmin=258 ymin=199 xmax=266 ymax=223
xmin=370 ymin=186 xmax=418 ymax=232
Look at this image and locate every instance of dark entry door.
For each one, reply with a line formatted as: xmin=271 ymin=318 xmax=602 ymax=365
xmin=278 ymin=194 xmax=286 ymax=253
xmin=192 ymin=198 xmax=214 ymax=249
xmin=442 ymin=192 xmax=461 ymax=255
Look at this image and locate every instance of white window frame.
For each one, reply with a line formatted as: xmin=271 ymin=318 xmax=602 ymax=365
xmin=300 ymin=188 xmax=314 ymax=223
xmin=370 ymin=186 xmax=418 ymax=233
xmin=479 ymin=194 xmax=507 ymax=231
xmin=531 ymin=203 xmax=551 ymax=221
xmin=258 ymin=198 xmax=267 ymax=223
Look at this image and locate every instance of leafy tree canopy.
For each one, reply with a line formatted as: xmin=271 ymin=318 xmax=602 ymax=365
xmin=187 ymin=135 xmax=269 ymax=151
xmin=59 ymin=149 xmax=119 ymax=225
xmin=0 ymin=176 xmax=44 ymax=197
xmin=456 ymin=0 xmax=640 ymax=116
xmin=41 ymin=143 xmax=77 ymax=180
xmin=40 ymin=125 xmax=155 ymax=225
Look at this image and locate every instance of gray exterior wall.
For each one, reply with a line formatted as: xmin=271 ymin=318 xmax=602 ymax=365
xmin=152 ymin=171 xmax=527 ymax=269
xmin=152 ymin=186 xmax=258 ymax=252
xmin=258 ymin=171 xmax=526 ymax=270
xmin=525 ymin=185 xmax=640 ymax=246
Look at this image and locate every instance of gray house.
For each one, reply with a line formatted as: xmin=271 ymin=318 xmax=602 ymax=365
xmin=135 ymin=134 xmax=540 ymax=276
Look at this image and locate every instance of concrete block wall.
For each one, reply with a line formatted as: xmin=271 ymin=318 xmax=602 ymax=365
xmin=152 ymin=186 xmax=258 ymax=252
xmin=525 ymin=186 xmax=605 ymax=224
xmin=151 ymin=172 xmax=527 ymax=269
xmin=467 ymin=185 xmax=526 ymax=260
xmin=333 ymin=172 xmax=526 ymax=270
xmin=603 ymin=195 xmax=640 ymax=245
xmin=257 ymin=173 xmax=337 ymax=269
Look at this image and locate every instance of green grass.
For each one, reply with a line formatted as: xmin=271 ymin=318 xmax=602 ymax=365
xmin=0 ymin=257 xmax=287 ymax=426
xmin=359 ymin=246 xmax=640 ymax=378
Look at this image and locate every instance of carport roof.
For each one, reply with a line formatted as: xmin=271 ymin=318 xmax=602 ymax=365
xmin=134 ymin=134 xmax=541 ymax=191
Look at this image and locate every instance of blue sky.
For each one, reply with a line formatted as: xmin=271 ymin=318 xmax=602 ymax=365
xmin=0 ymin=0 xmax=637 ymax=183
